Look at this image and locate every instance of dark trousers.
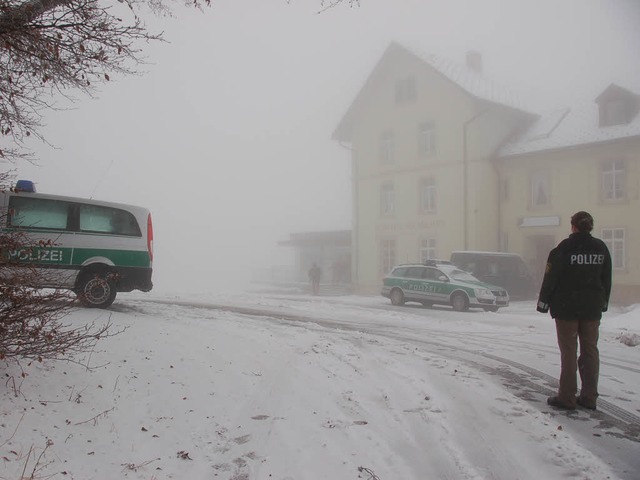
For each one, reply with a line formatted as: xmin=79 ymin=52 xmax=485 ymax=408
xmin=555 ymin=319 xmax=600 ymax=407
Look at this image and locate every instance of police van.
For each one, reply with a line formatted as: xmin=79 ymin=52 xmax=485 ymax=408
xmin=0 ymin=180 xmax=153 ymax=308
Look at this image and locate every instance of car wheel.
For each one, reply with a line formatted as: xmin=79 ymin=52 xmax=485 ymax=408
xmin=451 ymin=292 xmax=469 ymax=312
xmin=77 ymin=271 xmax=117 ymax=309
xmin=483 ymin=306 xmax=499 ymax=312
xmin=390 ymin=288 xmax=405 ymax=306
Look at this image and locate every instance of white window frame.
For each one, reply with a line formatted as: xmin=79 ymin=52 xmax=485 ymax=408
xmin=418 ymin=122 xmax=436 ymax=156
xmin=531 ymin=171 xmax=550 ymax=207
xmin=380 ymin=238 xmax=396 ymax=275
xmin=379 ymin=131 xmax=395 ymax=164
xmin=602 ymin=228 xmax=625 ymax=269
xmin=601 ymin=159 xmax=625 ymax=201
xmin=380 ymin=182 xmax=395 ymax=216
xmin=419 ymin=177 xmax=437 ymax=213
xmin=419 ymin=237 xmax=437 ymax=263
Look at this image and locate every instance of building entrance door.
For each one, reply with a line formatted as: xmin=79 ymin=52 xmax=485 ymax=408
xmin=526 ymin=235 xmax=557 ymax=288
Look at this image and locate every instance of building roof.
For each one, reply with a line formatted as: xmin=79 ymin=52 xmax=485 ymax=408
xmin=333 ymin=42 xmax=534 ymax=142
xmin=333 ymin=41 xmax=640 ymax=156
xmin=406 ymin=45 xmax=533 ymax=114
xmin=500 ymin=84 xmax=640 ymax=157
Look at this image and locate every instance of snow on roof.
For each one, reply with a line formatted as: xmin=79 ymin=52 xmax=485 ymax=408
xmin=499 ymin=97 xmax=640 ymax=157
xmin=405 ymin=44 xmax=535 ymax=114
xmin=332 ymin=42 xmax=537 ymax=142
xmin=335 ymin=42 xmax=640 ymax=154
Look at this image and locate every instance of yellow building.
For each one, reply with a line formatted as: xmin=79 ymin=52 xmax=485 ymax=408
xmin=333 ymin=42 xmax=640 ymax=304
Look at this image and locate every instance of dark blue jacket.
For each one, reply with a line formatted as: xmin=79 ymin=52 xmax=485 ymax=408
xmin=537 ymin=232 xmax=612 ymax=320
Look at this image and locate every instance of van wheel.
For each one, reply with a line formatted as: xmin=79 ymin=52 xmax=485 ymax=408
xmin=483 ymin=306 xmax=499 ymax=312
xmin=451 ymin=292 xmax=469 ymax=312
xmin=390 ymin=288 xmax=405 ymax=306
xmin=77 ymin=272 xmax=117 ymax=309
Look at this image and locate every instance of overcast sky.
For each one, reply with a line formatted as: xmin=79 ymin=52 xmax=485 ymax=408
xmin=13 ymin=0 xmax=640 ymax=293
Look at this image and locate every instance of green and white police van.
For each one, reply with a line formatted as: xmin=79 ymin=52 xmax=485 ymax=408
xmin=381 ymin=261 xmax=509 ymax=312
xmin=0 ymin=180 xmax=153 ymax=308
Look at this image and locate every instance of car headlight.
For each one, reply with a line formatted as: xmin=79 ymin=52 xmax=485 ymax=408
xmin=474 ymin=288 xmax=493 ymax=298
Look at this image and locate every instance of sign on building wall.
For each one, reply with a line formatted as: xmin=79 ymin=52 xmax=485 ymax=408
xmin=519 ymin=216 xmax=561 ymax=227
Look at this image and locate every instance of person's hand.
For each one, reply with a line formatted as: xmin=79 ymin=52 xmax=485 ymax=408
xmin=536 ymin=301 xmax=549 ymax=313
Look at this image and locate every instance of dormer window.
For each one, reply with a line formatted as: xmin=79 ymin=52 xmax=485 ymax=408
xmin=596 ymin=84 xmax=639 ymax=127
xmin=600 ymin=99 xmax=629 ymax=126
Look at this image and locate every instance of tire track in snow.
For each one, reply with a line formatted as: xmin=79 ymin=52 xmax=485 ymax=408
xmin=131 ymin=298 xmax=640 ymax=439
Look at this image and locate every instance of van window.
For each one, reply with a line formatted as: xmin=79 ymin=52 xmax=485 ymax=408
xmin=79 ymin=204 xmax=141 ymax=236
xmin=9 ymin=197 xmax=70 ymax=230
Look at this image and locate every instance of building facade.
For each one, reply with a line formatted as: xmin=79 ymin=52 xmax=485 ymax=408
xmin=333 ymin=42 xmax=640 ymax=304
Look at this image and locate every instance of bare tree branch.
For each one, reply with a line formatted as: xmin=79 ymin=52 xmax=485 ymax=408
xmin=0 ymin=0 xmax=209 ymax=161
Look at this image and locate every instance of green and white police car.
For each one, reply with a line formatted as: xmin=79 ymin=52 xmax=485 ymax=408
xmin=381 ymin=261 xmax=509 ymax=312
xmin=1 ymin=180 xmax=153 ymax=309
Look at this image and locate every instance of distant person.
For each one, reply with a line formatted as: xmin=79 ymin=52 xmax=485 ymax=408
xmin=537 ymin=211 xmax=612 ymax=410
xmin=308 ymin=262 xmax=322 ymax=296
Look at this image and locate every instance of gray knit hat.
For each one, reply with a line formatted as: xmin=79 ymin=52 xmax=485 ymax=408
xmin=571 ymin=211 xmax=594 ymax=233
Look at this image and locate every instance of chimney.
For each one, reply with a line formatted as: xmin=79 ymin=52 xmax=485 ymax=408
xmin=466 ymin=50 xmax=483 ymax=74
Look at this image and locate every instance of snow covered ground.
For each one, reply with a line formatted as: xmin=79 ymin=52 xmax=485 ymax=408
xmin=1 ymin=289 xmax=639 ymax=480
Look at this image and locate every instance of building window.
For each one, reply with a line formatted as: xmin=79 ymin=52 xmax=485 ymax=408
xmin=500 ymin=232 xmax=509 ymax=252
xmin=531 ymin=171 xmax=550 ymax=207
xmin=418 ymin=122 xmax=436 ymax=156
xmin=601 ymin=159 xmax=625 ymax=201
xmin=380 ymin=182 xmax=395 ymax=216
xmin=419 ymin=237 xmax=437 ymax=263
xmin=419 ymin=177 xmax=437 ymax=213
xmin=501 ymin=178 xmax=510 ymax=202
xmin=380 ymin=238 xmax=396 ymax=275
xmin=379 ymin=130 xmax=395 ymax=164
xmin=602 ymin=228 xmax=625 ymax=269
xmin=395 ymin=75 xmax=416 ymax=104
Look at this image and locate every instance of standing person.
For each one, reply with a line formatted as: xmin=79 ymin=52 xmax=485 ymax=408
xmin=537 ymin=211 xmax=612 ymax=410
xmin=308 ymin=262 xmax=322 ymax=296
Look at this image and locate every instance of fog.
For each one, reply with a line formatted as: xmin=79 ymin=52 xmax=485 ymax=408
xmin=13 ymin=0 xmax=640 ymax=293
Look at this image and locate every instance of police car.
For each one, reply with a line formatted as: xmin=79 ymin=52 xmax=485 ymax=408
xmin=0 ymin=180 xmax=153 ymax=308
xmin=381 ymin=261 xmax=509 ymax=312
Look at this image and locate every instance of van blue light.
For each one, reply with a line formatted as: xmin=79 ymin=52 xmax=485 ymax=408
xmin=15 ymin=180 xmax=36 ymax=193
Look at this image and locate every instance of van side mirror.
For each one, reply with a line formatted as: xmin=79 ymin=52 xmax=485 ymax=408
xmin=438 ymin=275 xmax=449 ymax=282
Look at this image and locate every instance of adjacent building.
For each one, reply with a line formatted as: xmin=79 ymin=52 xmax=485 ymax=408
xmin=278 ymin=230 xmax=351 ymax=286
xmin=333 ymin=42 xmax=640 ymax=304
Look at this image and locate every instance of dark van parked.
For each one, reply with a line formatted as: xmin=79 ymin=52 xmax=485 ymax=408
xmin=450 ymin=251 xmax=536 ymax=299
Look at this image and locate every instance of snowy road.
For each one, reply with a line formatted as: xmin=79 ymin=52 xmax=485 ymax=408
xmin=2 ymin=292 xmax=638 ymax=480
xmin=138 ymin=293 xmax=640 ymax=479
